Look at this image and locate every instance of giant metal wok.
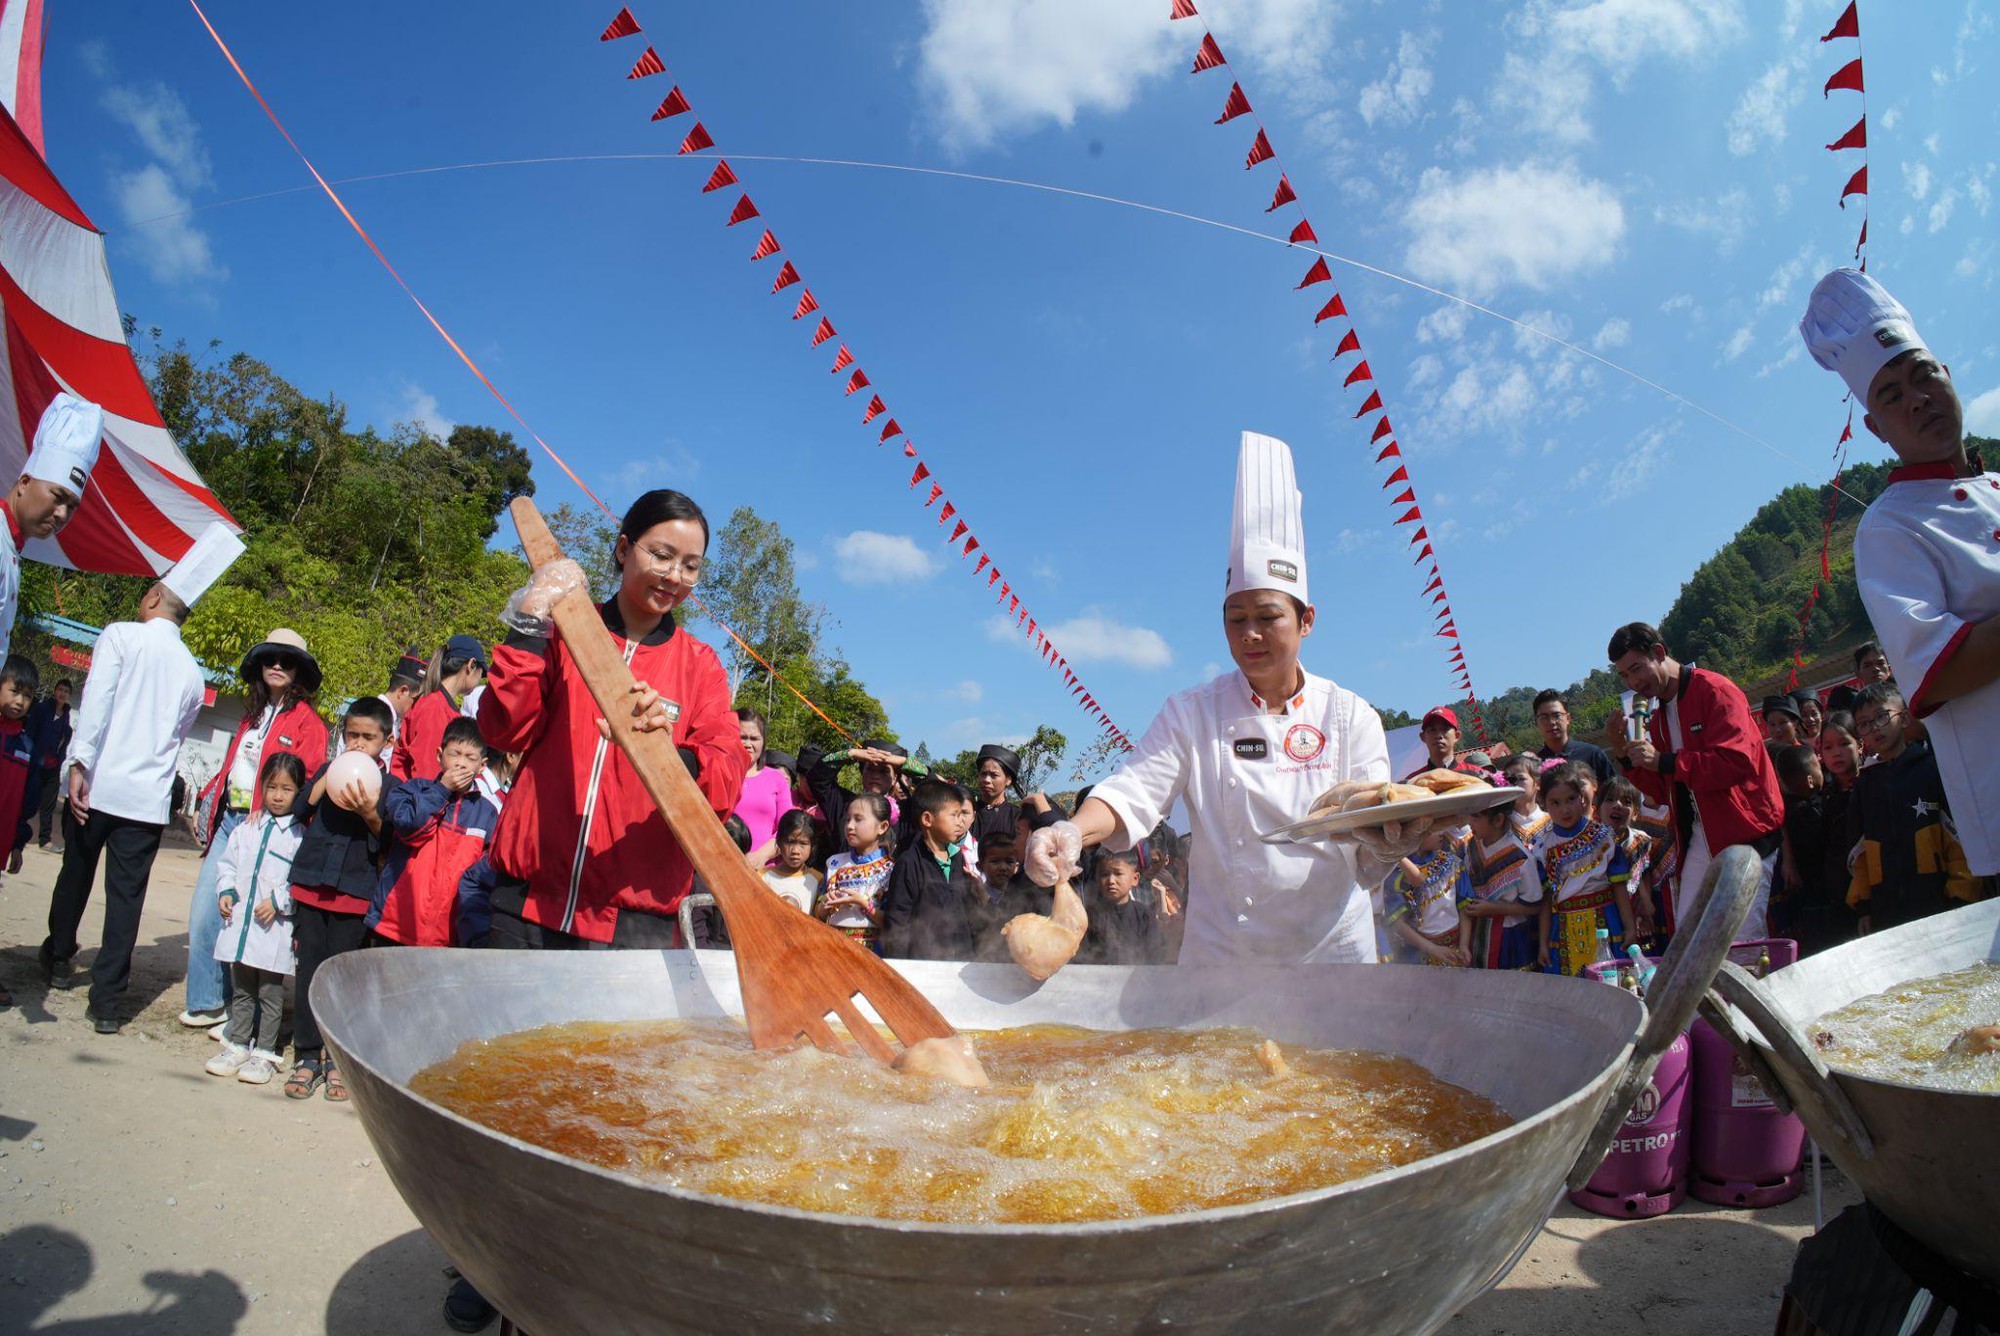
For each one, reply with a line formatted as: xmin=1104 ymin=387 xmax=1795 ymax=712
xmin=315 ymin=848 xmax=1761 ymax=1334
xmin=1697 ymin=896 xmax=2000 ymax=1290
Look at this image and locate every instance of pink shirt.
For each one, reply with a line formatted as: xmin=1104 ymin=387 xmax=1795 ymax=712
xmin=733 ymin=765 xmax=796 ymax=852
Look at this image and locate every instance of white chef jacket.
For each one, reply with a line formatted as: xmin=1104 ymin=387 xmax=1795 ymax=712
xmin=65 ymin=617 xmax=206 ymax=824
xmin=1854 ymin=463 xmax=2000 ymax=875
xmin=1091 ymin=668 xmax=1390 ymax=964
xmin=0 ymin=509 xmax=20 ymax=664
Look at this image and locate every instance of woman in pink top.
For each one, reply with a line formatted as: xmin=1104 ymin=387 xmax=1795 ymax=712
xmin=732 ymin=708 xmax=797 ymax=864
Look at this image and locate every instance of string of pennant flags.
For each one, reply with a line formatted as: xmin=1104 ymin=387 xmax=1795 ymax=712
xmin=1170 ymin=0 xmax=1488 ymax=742
xmin=1788 ymin=0 xmax=1871 ymax=691
xmin=599 ymin=6 xmax=1135 ymax=750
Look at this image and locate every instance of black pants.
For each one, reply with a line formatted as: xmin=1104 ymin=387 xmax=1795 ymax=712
xmin=43 ymin=807 xmax=166 ymax=1015
xmin=292 ymin=901 xmax=369 ymax=1058
xmin=35 ymin=772 xmax=60 ymax=844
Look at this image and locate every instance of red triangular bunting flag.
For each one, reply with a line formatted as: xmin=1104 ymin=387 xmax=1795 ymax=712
xmin=829 ymin=345 xmax=854 ymax=373
xmin=809 ymin=316 xmax=835 ymax=345
xmin=939 ymin=501 xmax=957 ymax=525
xmin=879 ymin=418 xmax=902 ymax=443
xmin=600 ymin=8 xmax=640 ymax=41
xmin=1288 ymin=219 xmax=1318 ymax=245
xmin=1855 ymin=218 xmax=1868 ymax=258
xmin=1369 ymin=416 xmax=1393 ymax=443
xmin=1265 ymin=172 xmax=1296 ymax=208
xmin=1375 ymin=442 xmax=1400 ymax=463
xmin=1413 ymin=544 xmax=1433 ymax=563
xmin=1009 ymin=595 xmax=1020 ymax=615
xmin=1297 ymin=256 xmax=1332 ymax=289
xmin=843 ymin=368 xmax=870 ymax=396
xmin=1410 ymin=527 xmax=1429 ymax=544
xmin=1423 ymin=575 xmax=1442 ymax=594
xmin=1314 ymin=293 xmax=1348 ymax=324
xmin=1838 ymin=419 xmax=1854 ymax=445
xmin=1191 ymin=33 xmax=1226 ymax=72
xmin=749 ymin=230 xmax=781 ymax=260
xmin=1343 ymin=360 xmax=1373 ymax=388
xmin=701 ymin=160 xmax=737 ymax=192
xmin=1334 ymin=328 xmax=1362 ymax=358
xmin=903 ymin=442 xmax=918 ymax=457
xmin=1383 ymin=465 xmax=1409 ymax=487
xmin=1824 ymin=58 xmax=1863 ymax=96
xmin=1394 ymin=507 xmax=1421 ymax=525
xmin=998 ymin=582 xmax=1009 ymax=601
xmin=1246 ymin=130 xmax=1275 ymax=170
xmin=910 ymin=462 xmax=930 ymax=487
xmin=1216 ymin=82 xmax=1252 ymax=124
xmin=770 ymin=261 xmax=801 ymax=293
xmin=627 ymin=46 xmax=664 ymax=79
xmin=1025 ymin=618 xmax=1035 ymax=638
xmin=1170 ymin=0 xmax=1198 ymax=18
xmin=1354 ymin=388 xmax=1383 ymax=416
xmin=949 ymin=520 xmax=968 ymax=543
xmin=1390 ymin=488 xmax=1416 ymax=506
xmin=1433 ymin=589 xmax=1448 ymax=603
xmin=1821 ymin=1 xmax=1858 ymax=42
xmin=964 ymin=535 xmax=979 ymax=556
xmin=1826 ymin=117 xmax=1867 ymax=152
xmin=861 ymin=395 xmax=886 ymax=423
xmin=975 ymin=553 xmax=990 ymax=574
xmin=1838 ymin=164 xmax=1868 ymax=206
xmin=727 ymin=195 xmax=760 ymax=225
xmin=989 ymin=569 xmax=1001 ymax=587
xmin=650 ymin=86 xmax=691 ymax=121
xmin=677 ymin=122 xmax=713 ymax=155
xmin=791 ymin=289 xmax=819 ymax=319
xmin=926 ymin=483 xmax=943 ymax=507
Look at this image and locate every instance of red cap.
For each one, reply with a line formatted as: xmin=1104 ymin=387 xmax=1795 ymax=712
xmin=1422 ymin=707 xmax=1460 ymax=731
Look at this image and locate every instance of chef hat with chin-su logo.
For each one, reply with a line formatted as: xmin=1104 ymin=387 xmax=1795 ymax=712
xmin=1799 ymin=267 xmax=1929 ymax=404
xmin=24 ymin=393 xmax=104 ymax=496
xmin=1225 ymin=431 xmax=1309 ymax=605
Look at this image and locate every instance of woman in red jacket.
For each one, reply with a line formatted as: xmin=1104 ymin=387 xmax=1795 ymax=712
xmin=477 ymin=489 xmax=748 ymax=949
xmin=181 ymin=628 xmax=330 ymax=1026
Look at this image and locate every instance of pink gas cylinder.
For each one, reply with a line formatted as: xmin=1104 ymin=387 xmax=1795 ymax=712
xmin=1568 ymin=964 xmax=1694 ymax=1218
xmin=1687 ymin=939 xmax=1806 ymax=1207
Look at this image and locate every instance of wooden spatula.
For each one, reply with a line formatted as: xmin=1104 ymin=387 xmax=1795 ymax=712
xmin=509 ymin=497 xmax=958 ymax=1064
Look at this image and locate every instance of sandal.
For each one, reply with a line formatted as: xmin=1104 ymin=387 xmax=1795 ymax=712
xmin=322 ymin=1060 xmax=350 ymax=1103
xmin=284 ymin=1057 xmax=324 ymax=1100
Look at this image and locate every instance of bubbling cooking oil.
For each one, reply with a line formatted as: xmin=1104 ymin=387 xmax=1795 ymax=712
xmin=411 ymin=1021 xmax=1513 ymax=1224
xmin=1817 ymin=961 xmax=2000 ymax=1094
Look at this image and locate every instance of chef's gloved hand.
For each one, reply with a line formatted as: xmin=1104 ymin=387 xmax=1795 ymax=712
xmin=1023 ymin=820 xmax=1083 ymax=888
xmin=1351 ymin=815 xmax=1434 ymax=866
xmin=501 ymin=558 xmax=589 ymax=637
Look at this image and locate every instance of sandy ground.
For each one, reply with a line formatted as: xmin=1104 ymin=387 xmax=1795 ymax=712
xmin=0 ymin=840 xmax=1859 ymax=1334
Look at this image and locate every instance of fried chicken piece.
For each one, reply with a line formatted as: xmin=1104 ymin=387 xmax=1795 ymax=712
xmin=1256 ymin=1039 xmax=1292 ymax=1080
xmin=892 ymin=1034 xmax=990 ymax=1088
xmin=1003 ymin=878 xmax=1088 ymax=981
xmin=1948 ymin=1024 xmax=2000 ymax=1058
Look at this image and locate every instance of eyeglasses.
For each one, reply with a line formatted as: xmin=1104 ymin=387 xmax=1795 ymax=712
xmin=632 ymin=542 xmax=702 ymax=580
xmin=1854 ymin=711 xmax=1900 ymax=734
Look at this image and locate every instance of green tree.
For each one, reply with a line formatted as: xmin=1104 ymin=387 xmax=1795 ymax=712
xmin=700 ymin=506 xmax=826 ymax=697
xmin=943 ymin=724 xmax=1069 ymax=791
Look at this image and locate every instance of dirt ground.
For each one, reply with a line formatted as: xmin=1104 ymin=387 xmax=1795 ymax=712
xmin=0 ymin=840 xmax=1859 ymax=1334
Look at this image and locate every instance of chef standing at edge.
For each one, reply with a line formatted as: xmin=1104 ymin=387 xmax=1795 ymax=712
xmin=1027 ymin=432 xmax=1425 ymax=964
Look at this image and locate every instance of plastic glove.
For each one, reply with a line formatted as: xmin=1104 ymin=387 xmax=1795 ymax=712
xmin=1022 ymin=820 xmax=1083 ymax=888
xmin=501 ymin=558 xmax=590 ymax=636
xmin=1350 ymin=815 xmax=1434 ymax=866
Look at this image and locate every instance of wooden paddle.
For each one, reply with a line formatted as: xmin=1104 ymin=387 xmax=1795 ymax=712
xmin=508 ymin=497 xmax=958 ymax=1064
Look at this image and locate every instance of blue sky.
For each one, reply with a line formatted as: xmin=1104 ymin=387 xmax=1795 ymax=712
xmin=40 ymin=1 xmax=2000 ymax=769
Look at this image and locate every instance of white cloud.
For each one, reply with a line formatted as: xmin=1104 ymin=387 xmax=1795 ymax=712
xmin=950 ymin=679 xmax=983 ymax=704
xmin=1494 ymin=0 xmax=1744 ymax=143
xmin=397 ymin=384 xmax=454 ymax=439
xmin=1904 ymin=161 xmax=1933 ymax=201
xmin=989 ymin=607 xmax=1172 ymax=670
xmin=1592 ymin=317 xmax=1631 ymax=350
xmin=1966 ymin=385 xmax=2000 ymax=436
xmin=1722 ymin=324 xmax=1756 ymax=361
xmin=1660 ymin=293 xmax=1695 ymax=313
xmin=1331 ymin=526 xmax=1372 ymax=555
xmin=1654 ymin=187 xmax=1753 ymax=253
xmin=100 ymin=81 xmax=213 ymax=190
xmin=1929 ymin=189 xmax=1958 ymax=233
xmin=832 ymin=531 xmax=938 ymax=583
xmin=1603 ymin=425 xmax=1671 ymax=501
xmin=1727 ymin=58 xmax=1799 ymax=157
xmin=1358 ymin=31 xmax=1433 ymax=127
xmin=611 ymin=445 xmax=700 ymax=493
xmin=1403 ymin=163 xmax=1625 ymax=297
xmin=112 ymin=165 xmax=226 ymax=285
xmin=1415 ymin=303 xmax=1471 ymax=344
xmin=1879 ymin=105 xmax=1902 ymax=130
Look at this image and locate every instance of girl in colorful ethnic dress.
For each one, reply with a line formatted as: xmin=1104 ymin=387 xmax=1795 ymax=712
xmin=1460 ymin=797 xmax=1545 ymax=969
xmin=1500 ymin=754 xmax=1550 ymax=847
xmin=1535 ymin=762 xmax=1634 ymax=976
xmin=816 ymin=792 xmax=894 ymax=951
xmin=1384 ymin=828 xmax=1472 ymax=966
xmin=1596 ymin=777 xmax=1659 ymax=939
xmin=204 ymin=753 xmax=307 ymax=1086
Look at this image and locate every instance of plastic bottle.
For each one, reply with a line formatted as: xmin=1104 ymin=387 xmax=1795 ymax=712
xmin=1593 ymin=927 xmax=1614 ymax=964
xmin=1626 ymin=943 xmax=1658 ymax=993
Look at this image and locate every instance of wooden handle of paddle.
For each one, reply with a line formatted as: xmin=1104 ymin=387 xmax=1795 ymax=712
xmin=509 ymin=496 xmax=750 ymax=923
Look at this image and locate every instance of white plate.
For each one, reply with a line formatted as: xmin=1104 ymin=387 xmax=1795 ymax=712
xmin=1259 ymin=786 xmax=1525 ymax=844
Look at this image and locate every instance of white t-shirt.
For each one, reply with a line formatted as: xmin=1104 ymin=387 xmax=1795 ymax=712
xmin=762 ymin=867 xmax=820 ymax=914
xmin=226 ymin=705 xmax=278 ymax=811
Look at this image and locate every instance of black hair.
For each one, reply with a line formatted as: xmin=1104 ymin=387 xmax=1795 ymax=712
xmin=1597 ymin=775 xmax=1643 ymax=809
xmin=1532 ymin=688 xmax=1564 ymax=714
xmin=1854 ymin=682 xmax=1907 ymax=715
xmin=1098 ymin=848 xmax=1140 ymax=872
xmin=440 ymin=716 xmax=485 ymax=753
xmin=1607 ymin=622 xmax=1664 ymax=662
xmin=910 ymin=777 xmax=971 ymax=822
xmin=1853 ymin=641 xmax=1884 ymax=668
xmin=736 ymin=706 xmax=767 ymax=735
xmin=0 ymin=654 xmax=39 ymax=696
xmin=614 ymin=489 xmax=710 ymax=571
xmin=55 ymin=677 xmax=72 ymax=692
xmin=344 ymin=695 xmax=395 ymax=736
xmin=246 ymin=649 xmax=315 ymax=718
xmin=1820 ymin=709 xmax=1857 ymax=741
xmin=722 ymin=813 xmax=752 ymax=854
xmin=775 ymin=809 xmax=816 ymax=845
xmin=1538 ymin=760 xmax=1593 ymax=805
xmin=258 ymin=749 xmax=309 ymax=792
xmin=847 ymin=792 xmax=893 ymax=829
xmin=1773 ymin=744 xmax=1820 ymax=791
xmin=1499 ymin=754 xmax=1539 ymax=784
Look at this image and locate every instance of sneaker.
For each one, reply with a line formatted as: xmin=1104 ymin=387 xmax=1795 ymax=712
xmin=211 ymin=1024 xmax=228 ymax=1042
xmin=178 ymin=1009 xmax=227 ymax=1029
xmin=237 ymin=1053 xmax=278 ymax=1085
xmin=206 ymin=1044 xmax=250 ymax=1077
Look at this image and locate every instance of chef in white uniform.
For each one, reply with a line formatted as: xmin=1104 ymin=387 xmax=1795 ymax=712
xmin=1028 ymin=432 xmax=1402 ymax=964
xmin=0 ymin=393 xmax=103 ymax=660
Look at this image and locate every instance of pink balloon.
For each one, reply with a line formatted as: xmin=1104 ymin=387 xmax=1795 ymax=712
xmin=326 ymin=750 xmax=383 ymax=804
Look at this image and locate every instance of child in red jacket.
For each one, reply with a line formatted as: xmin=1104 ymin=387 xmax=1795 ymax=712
xmin=371 ymin=717 xmax=499 ymax=946
xmin=0 ymin=656 xmax=42 ymax=1007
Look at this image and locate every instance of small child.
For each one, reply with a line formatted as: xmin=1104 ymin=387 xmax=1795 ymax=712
xmin=204 ymin=753 xmax=306 ymax=1085
xmin=685 ymin=815 xmax=751 ymax=948
xmin=0 ymin=656 xmax=37 ymax=1007
xmin=762 ymin=809 xmax=821 ymax=913
xmin=1846 ymin=684 xmax=1983 ymax=933
xmin=1500 ymin=754 xmax=1550 ymax=847
xmin=1460 ymin=797 xmax=1545 ymax=970
xmin=1771 ymin=743 xmax=1826 ymax=946
xmin=880 ymin=779 xmax=981 ymax=960
xmin=817 ymin=792 xmax=894 ymax=950
xmin=1596 ymin=777 xmax=1661 ymax=944
xmin=287 ymin=697 xmax=395 ymax=1102
xmin=1384 ymin=828 xmax=1472 ymax=966
xmin=1079 ymin=849 xmax=1162 ymax=965
xmin=372 ymin=718 xmax=500 ymax=947
xmin=1536 ymin=762 xmax=1634 ymax=976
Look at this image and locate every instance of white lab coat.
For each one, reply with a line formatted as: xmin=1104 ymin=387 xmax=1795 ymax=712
xmin=212 ymin=811 xmax=301 ymax=975
xmin=1091 ymin=668 xmax=1391 ymax=964
xmin=64 ymin=617 xmax=206 ymax=824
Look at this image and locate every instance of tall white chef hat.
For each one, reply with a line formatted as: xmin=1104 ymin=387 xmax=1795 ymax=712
xmin=23 ymin=392 xmax=104 ymax=496
xmin=1225 ymin=431 xmax=1309 ymax=605
xmin=1799 ymin=267 xmax=1928 ymax=403
xmin=160 ymin=523 xmax=245 ymax=608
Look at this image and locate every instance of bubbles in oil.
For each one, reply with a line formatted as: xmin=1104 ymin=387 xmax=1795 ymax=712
xmin=1816 ymin=961 xmax=2000 ymax=1094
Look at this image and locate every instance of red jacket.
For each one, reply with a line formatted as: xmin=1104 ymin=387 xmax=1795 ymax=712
xmin=1624 ymin=665 xmax=1785 ymax=857
xmin=477 ymin=601 xmax=746 ymax=943
xmin=370 ymin=778 xmax=500 ymax=946
xmin=197 ymin=698 xmax=331 ymax=851
xmin=392 ymin=689 xmax=462 ymax=782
